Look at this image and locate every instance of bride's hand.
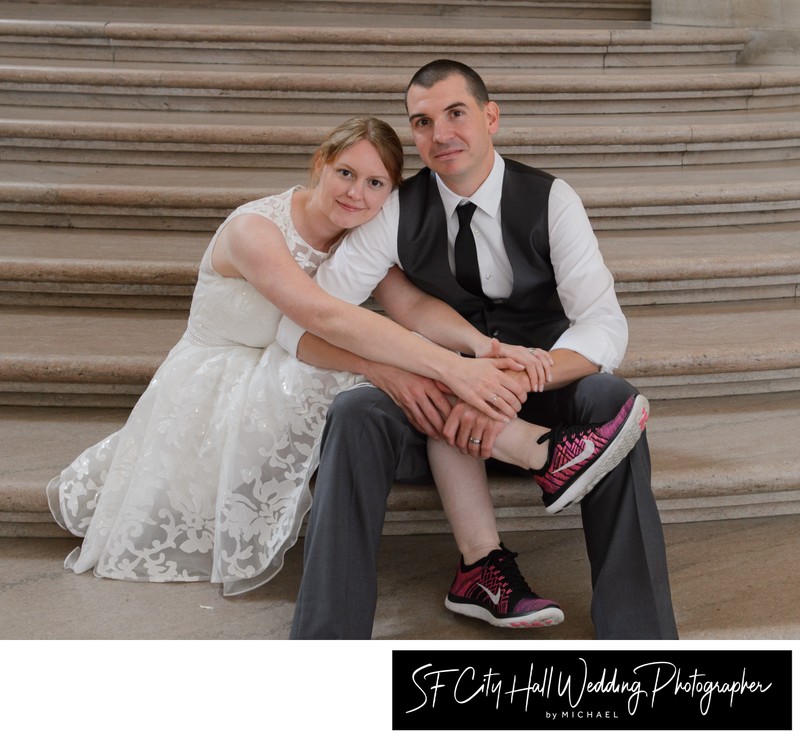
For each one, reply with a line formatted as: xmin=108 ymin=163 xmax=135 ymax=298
xmin=500 ymin=343 xmax=553 ymax=393
xmin=477 ymin=339 xmax=554 ymax=394
xmin=445 ymin=355 xmax=528 ymax=421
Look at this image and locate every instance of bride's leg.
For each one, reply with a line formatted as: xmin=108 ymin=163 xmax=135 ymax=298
xmin=428 ymin=393 xmax=647 ymax=628
xmin=440 ymin=388 xmax=648 ymax=519
xmin=425 ymin=417 xmax=552 ymax=563
xmin=427 ymin=437 xmax=499 ymax=565
xmin=489 ymin=393 xmax=650 ymax=515
xmin=487 ymin=417 xmax=550 ymax=471
xmin=428 ymin=434 xmax=564 ymax=629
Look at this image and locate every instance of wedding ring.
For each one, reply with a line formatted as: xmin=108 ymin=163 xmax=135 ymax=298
xmin=469 ymin=437 xmax=482 ymax=445
xmin=529 ymin=347 xmax=537 ymax=355
xmin=489 ymin=394 xmax=498 ymax=405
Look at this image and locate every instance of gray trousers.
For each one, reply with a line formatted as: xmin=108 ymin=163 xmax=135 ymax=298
xmin=290 ymin=373 xmax=678 ymax=639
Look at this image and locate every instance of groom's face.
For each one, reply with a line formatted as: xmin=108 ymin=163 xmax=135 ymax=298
xmin=406 ymin=73 xmax=499 ymax=195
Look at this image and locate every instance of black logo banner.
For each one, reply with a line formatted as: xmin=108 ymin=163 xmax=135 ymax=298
xmin=392 ymin=650 xmax=792 ymax=731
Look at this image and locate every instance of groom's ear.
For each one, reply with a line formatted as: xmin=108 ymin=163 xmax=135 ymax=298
xmin=485 ymin=101 xmax=500 ymax=135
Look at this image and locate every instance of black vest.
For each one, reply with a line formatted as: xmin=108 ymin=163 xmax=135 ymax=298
xmin=397 ymin=158 xmax=570 ymax=351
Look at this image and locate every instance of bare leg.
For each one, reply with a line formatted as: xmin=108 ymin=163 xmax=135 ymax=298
xmin=429 ymin=397 xmax=642 ymax=560
xmin=427 ymin=438 xmax=498 ymax=565
xmin=427 ymin=417 xmax=550 ymax=564
xmin=430 ymin=384 xmax=660 ymax=634
xmin=429 ymin=417 xmax=565 ymax=629
xmin=488 ymin=416 xmax=550 ymax=470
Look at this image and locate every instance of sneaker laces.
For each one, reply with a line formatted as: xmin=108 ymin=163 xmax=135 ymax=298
xmin=537 ymin=421 xmax=600 ymax=448
xmin=488 ymin=546 xmax=534 ymax=597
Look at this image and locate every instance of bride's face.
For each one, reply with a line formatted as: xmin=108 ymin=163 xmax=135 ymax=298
xmin=313 ymin=139 xmax=393 ymax=230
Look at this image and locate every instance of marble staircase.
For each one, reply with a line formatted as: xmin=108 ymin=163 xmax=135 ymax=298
xmin=1 ymin=0 xmax=799 ymax=537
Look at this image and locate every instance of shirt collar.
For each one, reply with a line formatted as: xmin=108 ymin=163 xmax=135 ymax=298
xmin=434 ymin=151 xmax=505 ymax=220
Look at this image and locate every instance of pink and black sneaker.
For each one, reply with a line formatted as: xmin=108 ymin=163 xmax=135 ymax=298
xmin=533 ymin=393 xmax=650 ymax=514
xmin=444 ymin=545 xmax=564 ymax=628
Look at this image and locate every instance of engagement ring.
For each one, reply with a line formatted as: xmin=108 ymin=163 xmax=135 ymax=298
xmin=469 ymin=437 xmax=482 ymax=445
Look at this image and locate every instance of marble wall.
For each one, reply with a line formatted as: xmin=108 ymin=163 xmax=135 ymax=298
xmin=652 ymin=0 xmax=800 ymax=64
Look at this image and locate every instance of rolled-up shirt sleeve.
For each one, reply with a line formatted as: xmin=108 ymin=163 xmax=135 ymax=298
xmin=547 ymin=179 xmax=628 ymax=372
xmin=276 ymin=191 xmax=401 ymax=357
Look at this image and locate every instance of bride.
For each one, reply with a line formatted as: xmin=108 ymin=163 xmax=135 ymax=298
xmin=47 ymin=116 xmax=533 ymax=596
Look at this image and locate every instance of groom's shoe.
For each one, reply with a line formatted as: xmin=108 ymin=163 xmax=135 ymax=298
xmin=533 ymin=393 xmax=649 ymax=514
xmin=445 ymin=545 xmax=563 ymax=628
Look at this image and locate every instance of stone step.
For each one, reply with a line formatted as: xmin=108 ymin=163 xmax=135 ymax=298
xmin=0 ymin=226 xmax=206 ymax=308
xmin=0 ymin=0 xmax=653 ymax=23
xmin=604 ymin=224 xmax=800 ymax=305
xmin=3 ymin=389 xmax=798 ymax=537
xmin=4 ymin=109 xmax=800 ymax=169
xmin=2 ymin=159 xmax=798 ymax=231
xmin=1 ymin=0 xmax=796 ymax=546
xmin=0 ymin=19 xmax=749 ymax=67
xmin=2 ymin=297 xmax=798 ymax=406
xmin=4 ymin=102 xmax=799 ymax=128
xmin=2 ymin=224 xmax=798 ymax=308
xmin=577 ymin=161 xmax=800 ymax=229
xmin=2 ymin=63 xmax=799 ymax=114
xmin=622 ymin=299 xmax=800 ymax=399
xmin=0 ymin=305 xmax=186 ymax=407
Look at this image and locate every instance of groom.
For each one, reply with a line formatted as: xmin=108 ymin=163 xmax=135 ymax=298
xmin=279 ymin=59 xmax=677 ymax=640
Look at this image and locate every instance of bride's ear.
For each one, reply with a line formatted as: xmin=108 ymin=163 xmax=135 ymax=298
xmin=309 ymin=151 xmax=325 ymax=187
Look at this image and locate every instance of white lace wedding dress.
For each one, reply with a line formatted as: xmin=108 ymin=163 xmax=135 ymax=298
xmin=47 ymin=188 xmax=364 ymax=595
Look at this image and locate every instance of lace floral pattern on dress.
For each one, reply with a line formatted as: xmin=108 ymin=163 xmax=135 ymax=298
xmin=47 ymin=188 xmax=365 ymax=594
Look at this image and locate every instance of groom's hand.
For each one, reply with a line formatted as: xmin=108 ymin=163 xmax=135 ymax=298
xmin=365 ymin=363 xmax=452 ymax=438
xmin=442 ymin=400 xmax=506 ymax=459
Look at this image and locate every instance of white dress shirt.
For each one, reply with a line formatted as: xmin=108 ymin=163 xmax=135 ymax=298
xmin=277 ymin=152 xmax=628 ymax=372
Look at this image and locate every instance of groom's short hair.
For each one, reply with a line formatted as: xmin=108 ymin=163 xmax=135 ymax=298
xmin=405 ymin=59 xmax=491 ymax=109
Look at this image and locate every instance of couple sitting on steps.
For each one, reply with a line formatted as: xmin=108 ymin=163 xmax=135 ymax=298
xmin=48 ymin=59 xmax=677 ymax=641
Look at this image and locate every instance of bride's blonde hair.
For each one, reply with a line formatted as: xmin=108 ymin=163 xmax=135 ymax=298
xmin=309 ymin=116 xmax=403 ymax=189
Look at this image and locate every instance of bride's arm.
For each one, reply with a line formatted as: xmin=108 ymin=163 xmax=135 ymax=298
xmin=294 ymin=332 xmax=453 ymax=438
xmin=374 ymin=266 xmax=554 ymax=392
xmin=372 ymin=266 xmax=493 ymax=356
xmin=292 ymin=266 xmax=551 ymax=439
xmin=212 ymin=213 xmax=526 ymax=419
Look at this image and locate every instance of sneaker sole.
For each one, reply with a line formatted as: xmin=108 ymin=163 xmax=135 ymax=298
xmin=545 ymin=394 xmax=649 ymax=515
xmin=444 ymin=598 xmax=564 ymax=628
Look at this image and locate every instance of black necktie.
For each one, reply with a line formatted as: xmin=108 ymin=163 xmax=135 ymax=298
xmin=454 ymin=201 xmax=485 ymax=297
